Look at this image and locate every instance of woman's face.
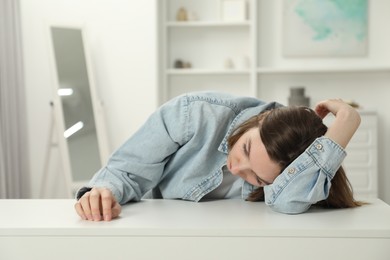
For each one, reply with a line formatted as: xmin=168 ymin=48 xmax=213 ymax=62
xmin=227 ymin=127 xmax=281 ymax=187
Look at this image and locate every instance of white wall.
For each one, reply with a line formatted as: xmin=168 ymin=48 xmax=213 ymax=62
xmin=20 ymin=0 xmax=158 ymax=198
xmin=20 ymin=0 xmax=390 ymax=204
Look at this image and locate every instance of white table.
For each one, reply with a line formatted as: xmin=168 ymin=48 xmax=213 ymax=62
xmin=1 ymin=199 xmax=389 ymax=260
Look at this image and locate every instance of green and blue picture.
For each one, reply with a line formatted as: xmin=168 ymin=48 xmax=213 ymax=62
xmin=283 ymin=0 xmax=368 ymax=56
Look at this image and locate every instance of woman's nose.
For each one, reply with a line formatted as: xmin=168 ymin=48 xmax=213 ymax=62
xmin=230 ymin=160 xmax=249 ymax=175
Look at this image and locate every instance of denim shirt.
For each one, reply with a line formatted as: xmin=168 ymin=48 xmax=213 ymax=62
xmin=84 ymin=92 xmax=346 ymax=214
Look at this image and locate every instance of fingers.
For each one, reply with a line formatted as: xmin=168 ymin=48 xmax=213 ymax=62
xmin=112 ymin=202 xmax=122 ymax=219
xmin=74 ymin=201 xmax=87 ymax=220
xmin=101 ymin=189 xmax=114 ymax=221
xmin=79 ymin=191 xmax=93 ymax=221
xmin=89 ymin=188 xmax=102 ymax=221
xmin=314 ymin=99 xmax=345 ymax=119
xmin=314 ymin=101 xmax=330 ymax=119
xmin=74 ymin=187 xmax=120 ymax=222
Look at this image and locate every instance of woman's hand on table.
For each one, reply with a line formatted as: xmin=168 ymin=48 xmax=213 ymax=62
xmin=74 ymin=187 xmax=121 ymax=221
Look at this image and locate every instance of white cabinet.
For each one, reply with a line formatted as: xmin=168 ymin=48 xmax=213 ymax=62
xmin=324 ymin=111 xmax=378 ymax=199
xmin=157 ymin=0 xmax=390 ymax=104
xmin=343 ymin=111 xmax=378 ymax=199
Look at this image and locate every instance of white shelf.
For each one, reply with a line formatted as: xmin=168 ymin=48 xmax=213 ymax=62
xmin=257 ymin=66 xmax=390 ymax=74
xmin=165 ymin=66 xmax=390 ymax=76
xmin=167 ymin=68 xmax=251 ymax=75
xmin=166 ymin=21 xmax=251 ymax=28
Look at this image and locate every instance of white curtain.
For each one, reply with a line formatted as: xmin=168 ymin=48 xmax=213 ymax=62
xmin=0 ymin=0 xmax=30 ymax=198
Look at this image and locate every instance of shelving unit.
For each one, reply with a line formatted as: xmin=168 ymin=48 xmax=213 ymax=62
xmin=157 ymin=0 xmax=390 ymax=105
xmin=158 ymin=0 xmax=256 ymax=103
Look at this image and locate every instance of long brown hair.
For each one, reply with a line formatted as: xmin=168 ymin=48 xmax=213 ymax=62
xmin=228 ymin=106 xmax=363 ymax=209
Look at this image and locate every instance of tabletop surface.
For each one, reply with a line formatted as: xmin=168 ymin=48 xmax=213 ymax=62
xmin=1 ymin=198 xmax=389 ymax=238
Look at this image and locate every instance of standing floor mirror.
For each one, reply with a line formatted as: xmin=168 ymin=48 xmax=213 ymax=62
xmin=47 ymin=26 xmax=109 ymax=197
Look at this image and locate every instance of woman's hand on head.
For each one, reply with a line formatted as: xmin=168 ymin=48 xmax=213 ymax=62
xmin=74 ymin=187 xmax=121 ymax=221
xmin=315 ymin=99 xmax=348 ymax=119
xmin=315 ymin=99 xmax=361 ymax=148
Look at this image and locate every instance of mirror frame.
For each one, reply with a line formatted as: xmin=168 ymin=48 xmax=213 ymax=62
xmin=47 ymin=24 xmax=110 ymax=197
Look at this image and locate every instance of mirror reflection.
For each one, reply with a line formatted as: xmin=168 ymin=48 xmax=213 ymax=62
xmin=51 ymin=27 xmax=101 ymax=183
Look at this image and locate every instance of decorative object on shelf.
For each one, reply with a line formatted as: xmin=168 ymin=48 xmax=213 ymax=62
xmin=183 ymin=62 xmax=192 ymax=69
xmin=174 ymin=59 xmax=184 ymax=68
xmin=221 ymin=0 xmax=247 ymax=22
xmin=288 ymin=87 xmax=310 ymax=107
xmin=176 ymin=7 xmax=188 ymax=21
xmin=187 ymin=11 xmax=198 ymax=21
xmin=224 ymin=58 xmax=235 ymax=69
xmin=283 ymin=0 xmax=368 ymax=57
xmin=174 ymin=59 xmax=192 ymax=69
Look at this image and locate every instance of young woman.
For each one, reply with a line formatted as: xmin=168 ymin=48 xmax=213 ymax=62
xmin=74 ymin=92 xmax=362 ymax=221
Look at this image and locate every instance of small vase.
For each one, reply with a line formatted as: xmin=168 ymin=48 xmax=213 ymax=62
xmin=176 ymin=7 xmax=188 ymax=21
xmin=288 ymin=87 xmax=310 ymax=107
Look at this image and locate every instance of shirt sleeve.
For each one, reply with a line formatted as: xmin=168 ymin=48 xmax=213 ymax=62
xmin=263 ymin=137 xmax=347 ymax=214
xmin=83 ymin=95 xmax=191 ymax=204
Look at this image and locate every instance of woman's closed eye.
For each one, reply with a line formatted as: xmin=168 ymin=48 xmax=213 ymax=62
xmin=255 ymin=175 xmax=264 ymax=186
xmin=242 ymin=141 xmax=251 ymax=158
xmin=254 ymin=173 xmax=271 ymax=186
xmin=242 ymin=141 xmax=271 ymax=186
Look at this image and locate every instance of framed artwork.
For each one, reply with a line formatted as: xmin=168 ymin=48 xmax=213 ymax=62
xmin=283 ymin=0 xmax=368 ymax=57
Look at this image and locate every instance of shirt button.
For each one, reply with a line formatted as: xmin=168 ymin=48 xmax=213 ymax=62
xmin=288 ymin=168 xmax=296 ymax=174
xmin=316 ymin=143 xmax=323 ymax=150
